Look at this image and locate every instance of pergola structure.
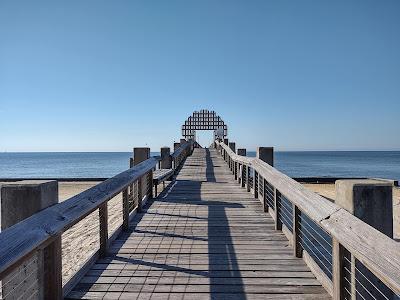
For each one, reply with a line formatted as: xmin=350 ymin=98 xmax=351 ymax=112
xmin=181 ymin=109 xmax=228 ymax=141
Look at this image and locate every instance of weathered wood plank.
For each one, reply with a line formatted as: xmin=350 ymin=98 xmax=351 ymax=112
xmin=67 ymin=148 xmax=329 ymax=299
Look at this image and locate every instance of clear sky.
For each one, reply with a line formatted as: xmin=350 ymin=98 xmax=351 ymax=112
xmin=1 ymin=0 xmax=399 ymax=152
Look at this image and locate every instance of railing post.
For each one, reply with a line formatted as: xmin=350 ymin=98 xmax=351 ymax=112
xmin=229 ymin=142 xmax=236 ymax=173
xmin=254 ymin=170 xmax=259 ymax=198
xmin=0 ymin=180 xmax=62 ymax=300
xmin=293 ymin=205 xmax=302 ymax=258
xmin=274 ymin=189 xmax=282 ymax=230
xmin=234 ymin=162 xmax=238 ymax=180
xmin=173 ymin=142 xmax=180 ymax=151
xmin=332 ymin=239 xmax=345 ymax=300
xmin=99 ymin=202 xmax=108 ymax=257
xmin=223 ymin=138 xmax=229 ymax=162
xmin=43 ymin=235 xmax=62 ymax=300
xmin=246 ymin=166 xmax=251 ymax=192
xmin=237 ymin=163 xmax=241 ymax=183
xmin=122 ymin=188 xmax=129 ymax=230
xmin=241 ymin=165 xmax=246 ymax=188
xmin=237 ymin=149 xmax=246 ymax=186
xmin=133 ymin=147 xmax=150 ymax=213
xmin=256 ymin=147 xmax=273 ymax=200
xmin=148 ymin=171 xmax=153 ymax=198
xmin=263 ymin=179 xmax=268 ymax=212
xmin=335 ymin=179 xmax=394 ymax=299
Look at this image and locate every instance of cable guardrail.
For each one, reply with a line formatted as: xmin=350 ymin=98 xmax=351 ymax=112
xmin=215 ymin=140 xmax=400 ymax=299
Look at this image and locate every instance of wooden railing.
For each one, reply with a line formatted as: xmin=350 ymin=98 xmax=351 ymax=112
xmin=0 ymin=141 xmax=193 ymax=299
xmin=216 ymin=140 xmax=400 ymax=300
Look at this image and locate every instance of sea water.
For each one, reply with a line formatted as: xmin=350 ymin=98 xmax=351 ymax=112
xmin=0 ymin=151 xmax=399 ymax=181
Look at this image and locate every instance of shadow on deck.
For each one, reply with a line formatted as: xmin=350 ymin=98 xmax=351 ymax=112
xmin=67 ymin=149 xmax=329 ymax=300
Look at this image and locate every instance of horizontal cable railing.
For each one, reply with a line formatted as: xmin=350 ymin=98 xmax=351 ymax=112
xmin=0 ymin=140 xmax=193 ymax=299
xmin=215 ymin=140 xmax=400 ymax=299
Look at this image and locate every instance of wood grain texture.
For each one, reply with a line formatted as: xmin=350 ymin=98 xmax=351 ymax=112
xmin=67 ymin=148 xmax=329 ymax=299
xmin=322 ymin=209 xmax=400 ymax=294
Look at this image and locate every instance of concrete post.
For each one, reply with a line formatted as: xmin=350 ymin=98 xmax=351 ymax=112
xmin=160 ymin=147 xmax=172 ymax=169
xmin=0 ymin=180 xmax=61 ymax=299
xmin=223 ymin=138 xmax=229 ymax=145
xmin=133 ymin=148 xmax=151 ymax=212
xmin=180 ymin=138 xmax=186 ymax=145
xmin=237 ymin=149 xmax=246 ymax=156
xmin=335 ymin=179 xmax=394 ymax=299
xmin=174 ymin=142 xmax=180 ymax=151
xmin=257 ymin=147 xmax=274 ymax=166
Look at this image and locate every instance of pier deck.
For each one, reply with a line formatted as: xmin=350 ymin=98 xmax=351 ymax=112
xmin=67 ymin=149 xmax=329 ymax=299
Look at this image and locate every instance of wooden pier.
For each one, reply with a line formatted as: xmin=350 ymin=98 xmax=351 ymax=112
xmin=67 ymin=148 xmax=328 ymax=299
xmin=0 ymin=110 xmax=399 ymax=300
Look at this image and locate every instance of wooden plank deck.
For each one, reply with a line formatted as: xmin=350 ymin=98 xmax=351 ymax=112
xmin=67 ymin=148 xmax=330 ymax=299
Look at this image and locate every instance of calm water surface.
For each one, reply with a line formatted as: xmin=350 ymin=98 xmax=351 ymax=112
xmin=0 ymin=151 xmax=399 ymax=180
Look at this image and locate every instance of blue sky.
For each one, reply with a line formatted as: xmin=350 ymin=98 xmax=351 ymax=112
xmin=1 ymin=0 xmax=399 ymax=151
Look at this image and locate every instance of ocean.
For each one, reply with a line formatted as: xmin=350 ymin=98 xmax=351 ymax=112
xmin=0 ymin=151 xmax=399 ymax=181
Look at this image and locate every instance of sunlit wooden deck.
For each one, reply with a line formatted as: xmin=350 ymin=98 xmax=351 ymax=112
xmin=67 ymin=149 xmax=329 ymax=299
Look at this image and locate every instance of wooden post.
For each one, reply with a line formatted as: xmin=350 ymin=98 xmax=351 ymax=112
xmin=0 ymin=181 xmax=62 ymax=300
xmin=254 ymin=171 xmax=259 ymax=198
xmin=332 ymin=239 xmax=345 ymax=300
xmin=43 ymin=235 xmax=62 ymax=300
xmin=335 ymin=180 xmax=394 ymax=299
xmin=99 ymin=202 xmax=108 ymax=258
xmin=241 ymin=165 xmax=246 ymax=188
xmin=256 ymin=147 xmax=274 ymax=166
xmin=274 ymin=189 xmax=282 ymax=230
xmin=293 ymin=205 xmax=302 ymax=258
xmin=122 ymin=188 xmax=129 ymax=231
xmin=237 ymin=149 xmax=246 ymax=186
xmin=137 ymin=179 xmax=142 ymax=213
xmin=263 ymin=179 xmax=268 ymax=212
xmin=246 ymin=166 xmax=251 ymax=192
xmin=234 ymin=162 xmax=238 ymax=180
xmin=148 ymin=171 xmax=153 ymax=198
xmin=133 ymin=147 xmax=150 ymax=213
xmin=160 ymin=147 xmax=172 ymax=169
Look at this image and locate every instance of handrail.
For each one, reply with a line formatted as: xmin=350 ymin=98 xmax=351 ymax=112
xmin=171 ymin=140 xmax=193 ymax=159
xmin=216 ymin=140 xmax=400 ymax=295
xmin=0 ymin=157 xmax=157 ymax=279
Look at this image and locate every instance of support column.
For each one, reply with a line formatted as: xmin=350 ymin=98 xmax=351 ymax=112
xmin=0 ymin=180 xmax=61 ymax=300
xmin=335 ymin=179 xmax=393 ymax=299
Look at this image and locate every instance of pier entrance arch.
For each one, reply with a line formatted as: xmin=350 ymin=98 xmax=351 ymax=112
xmin=181 ymin=109 xmax=228 ymax=145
